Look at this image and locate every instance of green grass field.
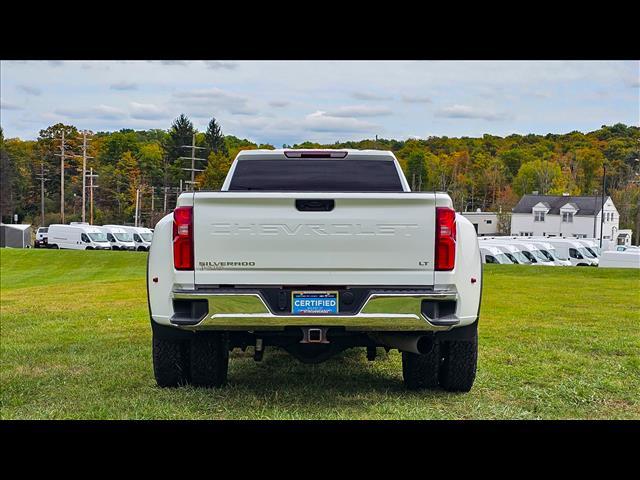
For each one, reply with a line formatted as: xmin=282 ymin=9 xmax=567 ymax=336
xmin=1 ymin=249 xmax=639 ymax=419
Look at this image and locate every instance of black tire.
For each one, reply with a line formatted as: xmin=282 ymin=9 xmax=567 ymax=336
xmin=438 ymin=333 xmax=478 ymax=392
xmin=153 ymin=335 xmax=189 ymax=387
xmin=190 ymin=333 xmax=229 ymax=388
xmin=402 ymin=342 xmax=440 ymax=390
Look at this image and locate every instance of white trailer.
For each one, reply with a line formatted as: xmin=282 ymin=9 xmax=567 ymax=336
xmin=599 ymin=250 xmax=640 ymax=269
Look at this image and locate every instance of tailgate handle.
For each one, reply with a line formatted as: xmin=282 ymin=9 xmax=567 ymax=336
xmin=295 ymin=199 xmax=335 ymax=212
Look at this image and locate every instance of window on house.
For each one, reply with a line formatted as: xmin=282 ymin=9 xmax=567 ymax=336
xmin=534 ymin=211 xmax=545 ymax=222
xmin=485 ymin=220 xmax=492 ymax=224
xmin=562 ymin=212 xmax=574 ymax=223
xmin=485 ymin=255 xmax=499 ymax=264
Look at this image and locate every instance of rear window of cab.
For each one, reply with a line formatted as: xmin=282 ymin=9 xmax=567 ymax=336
xmin=228 ymin=159 xmax=404 ymax=192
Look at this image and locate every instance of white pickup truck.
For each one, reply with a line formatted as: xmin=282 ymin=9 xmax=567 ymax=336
xmin=148 ymin=149 xmax=482 ymax=391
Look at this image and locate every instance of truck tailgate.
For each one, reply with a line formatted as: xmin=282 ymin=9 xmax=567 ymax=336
xmin=193 ymin=192 xmax=436 ymax=286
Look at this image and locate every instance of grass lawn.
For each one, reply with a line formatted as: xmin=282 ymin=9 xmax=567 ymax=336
xmin=1 ymin=248 xmax=639 ymax=419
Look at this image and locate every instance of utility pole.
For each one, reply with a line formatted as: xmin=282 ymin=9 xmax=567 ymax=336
xmin=150 ymin=186 xmax=155 ymax=224
xmin=54 ymin=130 xmax=73 ymax=223
xmin=179 ymin=133 xmax=207 ymax=191
xmin=86 ymin=168 xmax=99 ymax=225
xmin=134 ymin=188 xmax=140 ymax=227
xmin=73 ymin=130 xmax=93 ymax=223
xmin=35 ymin=162 xmax=48 ymax=226
xmin=163 ymin=186 xmax=168 ymax=214
xmin=600 ymin=163 xmax=606 ymax=249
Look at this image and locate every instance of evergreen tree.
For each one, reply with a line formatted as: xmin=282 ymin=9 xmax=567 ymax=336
xmin=204 ymin=117 xmax=228 ymax=156
xmin=163 ymin=114 xmax=195 ymax=187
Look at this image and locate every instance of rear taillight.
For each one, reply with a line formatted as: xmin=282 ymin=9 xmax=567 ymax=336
xmin=173 ymin=206 xmax=193 ymax=270
xmin=435 ymin=207 xmax=456 ymax=271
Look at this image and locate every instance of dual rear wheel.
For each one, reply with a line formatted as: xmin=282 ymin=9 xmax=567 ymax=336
xmin=402 ymin=331 xmax=478 ymax=392
xmin=153 ymin=333 xmax=229 ymax=388
xmin=153 ymin=327 xmax=478 ymax=392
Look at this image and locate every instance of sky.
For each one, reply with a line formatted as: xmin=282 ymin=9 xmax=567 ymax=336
xmin=1 ymin=60 xmax=638 ymax=146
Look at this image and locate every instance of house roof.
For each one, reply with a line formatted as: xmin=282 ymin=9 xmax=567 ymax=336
xmin=512 ymin=195 xmax=609 ymax=216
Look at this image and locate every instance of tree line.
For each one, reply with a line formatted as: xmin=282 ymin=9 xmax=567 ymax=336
xmin=1 ymin=118 xmax=638 ymax=237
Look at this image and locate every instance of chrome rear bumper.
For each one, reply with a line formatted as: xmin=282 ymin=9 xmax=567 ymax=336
xmin=170 ymin=289 xmax=460 ymax=331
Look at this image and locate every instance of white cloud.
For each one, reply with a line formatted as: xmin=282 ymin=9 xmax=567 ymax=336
xmin=401 ymin=94 xmax=432 ymax=103
xmin=303 ymin=111 xmax=378 ymax=133
xmin=17 ymin=84 xmax=41 ymax=96
xmin=1 ymin=99 xmax=23 ymax=110
xmin=129 ymin=102 xmax=170 ymax=120
xmin=172 ymin=87 xmax=257 ymax=115
xmin=351 ymin=91 xmax=392 ymax=101
xmin=110 ymin=81 xmax=138 ymax=91
xmin=325 ymin=105 xmax=392 ymax=117
xmin=203 ymin=61 xmax=238 ymax=70
xmin=268 ymin=100 xmax=289 ymax=108
xmin=435 ymin=104 xmax=511 ymax=121
xmin=159 ymin=60 xmax=188 ymax=66
xmin=55 ymin=105 xmax=127 ymax=120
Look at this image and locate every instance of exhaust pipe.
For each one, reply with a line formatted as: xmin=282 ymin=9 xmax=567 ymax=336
xmin=372 ymin=334 xmax=434 ymax=355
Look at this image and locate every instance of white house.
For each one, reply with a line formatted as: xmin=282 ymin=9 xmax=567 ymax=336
xmin=461 ymin=211 xmax=500 ymax=236
xmin=510 ymin=194 xmax=619 ymax=240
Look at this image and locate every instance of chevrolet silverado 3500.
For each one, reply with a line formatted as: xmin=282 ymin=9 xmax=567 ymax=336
xmin=147 ymin=149 xmax=482 ymax=391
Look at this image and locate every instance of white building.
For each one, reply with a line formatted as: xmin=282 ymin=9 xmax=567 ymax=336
xmin=461 ymin=211 xmax=500 ymax=236
xmin=510 ymin=194 xmax=619 ymax=240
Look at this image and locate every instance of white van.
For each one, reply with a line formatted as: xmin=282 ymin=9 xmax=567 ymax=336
xmin=599 ymin=250 xmax=640 ymax=269
xmin=573 ymin=239 xmax=601 ymax=258
xmin=104 ymin=225 xmax=153 ymax=251
xmin=479 ymin=241 xmax=531 ymax=265
xmin=502 ymin=240 xmax=555 ymax=266
xmin=525 ymin=240 xmax=571 ymax=266
xmin=96 ymin=226 xmax=136 ymax=251
xmin=47 ymin=224 xmax=112 ymax=250
xmin=543 ymin=239 xmax=598 ymax=266
xmin=480 ymin=245 xmax=513 ymax=264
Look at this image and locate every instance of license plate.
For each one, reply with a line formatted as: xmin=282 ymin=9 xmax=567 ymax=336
xmin=291 ymin=291 xmax=339 ymax=314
